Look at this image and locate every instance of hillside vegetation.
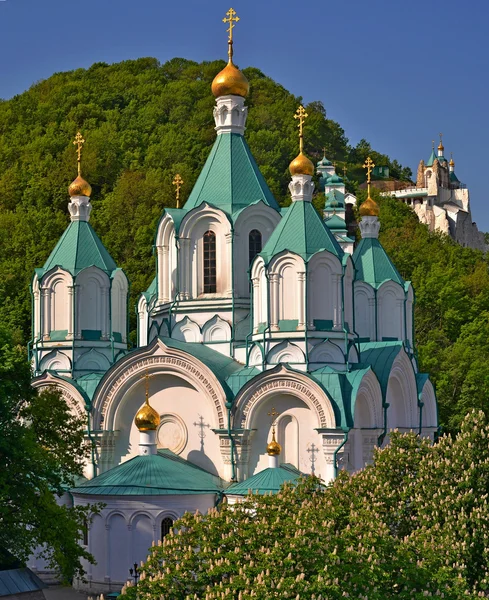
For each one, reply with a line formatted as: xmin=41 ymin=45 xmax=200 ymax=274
xmin=0 ymin=56 xmax=486 ymax=431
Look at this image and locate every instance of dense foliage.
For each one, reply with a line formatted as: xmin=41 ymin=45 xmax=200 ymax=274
xmin=0 ymin=326 xmax=98 ymax=580
xmin=119 ymin=411 xmax=489 ymax=599
xmin=0 ymin=56 xmax=487 ymax=432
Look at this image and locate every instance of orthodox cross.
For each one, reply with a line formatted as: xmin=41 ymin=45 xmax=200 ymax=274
xmin=267 ymin=406 xmax=280 ymax=425
xmin=363 ymin=156 xmax=375 ymax=199
xmin=294 ymin=105 xmax=308 ymax=154
xmin=439 ymin=132 xmax=443 ymax=145
xmin=333 ymin=161 xmax=337 ymax=170
xmin=307 ymin=443 xmax=318 ymax=474
xmin=73 ymin=131 xmax=85 ymax=177
xmin=432 ymin=140 xmax=435 ymax=150
xmin=322 ymin=146 xmax=327 ymax=158
xmin=172 ymin=174 xmax=184 ymax=209
xmin=343 ymin=165 xmax=347 ymax=180
xmin=193 ymin=415 xmax=210 ymax=440
xmin=222 ymin=8 xmax=240 ymax=59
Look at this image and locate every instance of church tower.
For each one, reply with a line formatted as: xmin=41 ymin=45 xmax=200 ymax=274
xmin=30 ymin=133 xmax=129 ymax=378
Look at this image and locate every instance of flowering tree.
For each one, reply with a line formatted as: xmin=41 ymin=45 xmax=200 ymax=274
xmin=120 ymin=411 xmax=489 ymax=599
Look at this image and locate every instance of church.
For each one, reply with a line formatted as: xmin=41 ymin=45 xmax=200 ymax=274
xmin=27 ymin=9 xmax=437 ymax=594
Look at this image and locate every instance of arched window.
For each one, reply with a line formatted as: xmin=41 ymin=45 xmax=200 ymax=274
xmin=249 ymin=229 xmax=262 ymax=265
xmin=203 ymin=231 xmax=217 ymax=293
xmin=161 ymin=517 xmax=174 ymax=539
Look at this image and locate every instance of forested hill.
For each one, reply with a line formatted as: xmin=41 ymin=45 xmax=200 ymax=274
xmin=0 ymin=56 xmax=488 ymax=432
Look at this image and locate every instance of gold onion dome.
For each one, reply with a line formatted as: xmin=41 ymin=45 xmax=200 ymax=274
xmin=438 ymin=140 xmax=444 ymax=151
xmin=135 ymin=399 xmax=160 ymax=432
xmin=267 ymin=430 xmax=282 ymax=456
xmin=68 ymin=175 xmax=92 ymax=198
xmin=289 ymin=152 xmax=315 ymax=176
xmin=212 ymin=57 xmax=249 ymax=98
xmin=359 ymin=196 xmax=380 ymax=217
xmin=449 ymin=157 xmax=455 ymax=167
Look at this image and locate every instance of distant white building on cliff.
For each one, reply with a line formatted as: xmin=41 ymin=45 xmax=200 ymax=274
xmin=385 ymin=137 xmax=487 ymax=251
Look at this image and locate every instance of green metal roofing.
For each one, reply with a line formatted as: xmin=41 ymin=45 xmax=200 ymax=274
xmin=259 ymin=199 xmax=343 ymax=263
xmin=325 ymin=214 xmax=347 ymax=231
xmin=71 ymin=449 xmax=223 ymax=496
xmin=317 ymin=155 xmax=332 ymax=167
xmin=183 ymin=133 xmax=279 ymax=215
xmin=358 ymin=341 xmax=404 ymax=397
xmin=326 ymin=174 xmax=344 ymax=185
xmin=225 ymin=366 xmax=262 ymax=397
xmin=40 ymin=220 xmax=117 ymax=277
xmin=226 ymin=464 xmax=302 ymax=496
xmin=325 ymin=189 xmax=345 ymax=209
xmin=143 ymin=276 xmax=157 ymax=301
xmin=353 ymin=237 xmax=404 ymax=288
xmin=76 ymin=372 xmax=104 ymax=401
xmin=426 ymin=149 xmax=437 ymax=167
xmin=450 ymin=171 xmax=460 ymax=183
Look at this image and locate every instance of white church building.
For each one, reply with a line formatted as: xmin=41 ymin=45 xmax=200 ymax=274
xmin=28 ymin=11 xmax=437 ymax=594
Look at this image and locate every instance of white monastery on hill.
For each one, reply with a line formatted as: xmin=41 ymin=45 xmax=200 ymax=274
xmin=28 ymin=10 xmax=437 ymax=594
xmin=386 ymin=137 xmax=487 ymax=251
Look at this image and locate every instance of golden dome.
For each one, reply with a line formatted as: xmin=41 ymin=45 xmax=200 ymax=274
xmin=69 ymin=175 xmax=92 ymax=198
xmin=438 ymin=140 xmax=444 ymax=151
xmin=135 ymin=400 xmax=160 ymax=432
xmin=359 ymin=196 xmax=380 ymax=217
xmin=289 ymin=152 xmax=315 ymax=176
xmin=266 ymin=429 xmax=282 ymax=456
xmin=212 ymin=59 xmax=249 ymax=98
xmin=449 ymin=157 xmax=455 ymax=167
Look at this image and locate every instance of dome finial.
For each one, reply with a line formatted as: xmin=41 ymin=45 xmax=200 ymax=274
xmin=211 ymin=8 xmax=249 ymax=98
xmin=135 ymin=371 xmax=160 ymax=432
xmin=289 ymin=105 xmax=314 ymax=176
xmin=68 ymin=131 xmax=92 ymax=197
xmin=172 ymin=174 xmax=184 ymax=209
xmin=359 ymin=156 xmax=380 ymax=217
xmin=438 ymin=132 xmax=444 ymax=152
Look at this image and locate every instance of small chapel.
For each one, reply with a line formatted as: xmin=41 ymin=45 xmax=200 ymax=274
xmin=27 ymin=9 xmax=437 ymax=594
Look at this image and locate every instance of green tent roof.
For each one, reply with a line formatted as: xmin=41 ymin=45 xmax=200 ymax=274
xmin=325 ymin=214 xmax=347 ymax=231
xmin=450 ymin=171 xmax=460 ymax=183
xmin=317 ymin=155 xmax=332 ymax=167
xmin=259 ymin=200 xmax=343 ymax=263
xmin=40 ymin=220 xmax=117 ymax=277
xmin=426 ymin=149 xmax=437 ymax=167
xmin=353 ymin=237 xmax=404 ymax=288
xmin=183 ymin=133 xmax=279 ymax=215
xmin=71 ymin=450 xmax=223 ymax=496
xmin=226 ymin=465 xmax=302 ymax=496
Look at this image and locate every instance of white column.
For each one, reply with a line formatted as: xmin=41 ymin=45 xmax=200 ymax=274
xmin=41 ymin=288 xmax=50 ymax=340
xmin=225 ymin=232 xmax=233 ymax=296
xmin=297 ymin=271 xmax=306 ymax=330
xmin=397 ymin=298 xmax=404 ymax=340
xmin=269 ymin=273 xmax=279 ymax=331
xmin=179 ymin=238 xmax=191 ymax=299
xmin=101 ymin=288 xmax=109 ymax=340
xmin=268 ymin=454 xmax=279 ymax=468
xmin=33 ymin=290 xmax=41 ymax=340
xmin=333 ymin=274 xmax=342 ymax=330
xmin=252 ymin=277 xmax=260 ymax=332
xmin=66 ymin=286 xmax=74 ymax=340
xmin=321 ymin=431 xmax=348 ymax=483
xmin=368 ymin=297 xmax=376 ymax=341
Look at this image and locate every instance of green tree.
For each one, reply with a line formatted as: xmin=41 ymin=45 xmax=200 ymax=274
xmin=120 ymin=411 xmax=489 ymax=599
xmin=0 ymin=326 xmax=99 ymax=580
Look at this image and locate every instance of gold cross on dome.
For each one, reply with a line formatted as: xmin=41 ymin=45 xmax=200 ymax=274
xmin=140 ymin=370 xmax=151 ymax=402
xmin=267 ymin=406 xmax=280 ymax=425
xmin=172 ymin=174 xmax=184 ymax=208
xmin=73 ymin=131 xmax=85 ymax=176
xmin=363 ymin=156 xmax=375 ymax=183
xmin=343 ymin=165 xmax=347 ymax=179
xmin=223 ymin=8 xmax=240 ymax=43
xmin=294 ymin=105 xmax=308 ymax=153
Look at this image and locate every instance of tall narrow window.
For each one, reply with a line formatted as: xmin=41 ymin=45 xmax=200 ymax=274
xmin=249 ymin=229 xmax=262 ymax=265
xmin=161 ymin=517 xmax=174 ymax=539
xmin=203 ymin=231 xmax=217 ymax=293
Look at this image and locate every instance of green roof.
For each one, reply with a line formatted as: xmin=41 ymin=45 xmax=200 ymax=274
xmin=225 ymin=366 xmax=262 ymax=397
xmin=326 ymin=174 xmax=344 ymax=185
xmin=71 ymin=449 xmax=223 ymax=496
xmin=76 ymin=372 xmax=104 ymax=401
xmin=143 ymin=276 xmax=157 ymax=301
xmin=226 ymin=464 xmax=302 ymax=496
xmin=325 ymin=214 xmax=347 ymax=231
xmin=353 ymin=237 xmax=404 ymax=288
xmin=40 ymin=220 xmax=117 ymax=277
xmin=426 ymin=149 xmax=437 ymax=167
xmin=259 ymin=200 xmax=343 ymax=263
xmin=450 ymin=171 xmax=460 ymax=183
xmin=317 ymin=156 xmax=332 ymax=167
xmin=183 ymin=133 xmax=279 ymax=215
xmin=358 ymin=341 xmax=404 ymax=396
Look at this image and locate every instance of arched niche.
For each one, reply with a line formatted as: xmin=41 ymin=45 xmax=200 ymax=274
xmin=354 ymin=282 xmax=375 ymax=340
xmin=39 ymin=350 xmax=72 ymax=374
xmin=179 ymin=204 xmax=232 ymax=299
xmin=76 ymin=349 xmax=111 ymax=373
xmin=248 ymin=343 xmax=264 ymax=367
xmin=155 ymin=212 xmax=178 ymax=304
xmin=267 ymin=341 xmax=305 ymax=366
xmin=131 ymin=513 xmax=154 ymax=566
xmin=108 ymin=514 xmax=128 ymax=584
xmin=268 ymin=252 xmax=305 ymax=324
xmin=41 ymin=268 xmax=73 ymax=337
xmin=309 ymin=340 xmax=344 ymax=367
xmin=172 ymin=316 xmax=202 ymax=343
xmin=202 ymin=315 xmax=231 ymax=343
xmin=386 ymin=350 xmax=418 ymax=431
xmin=307 ymin=251 xmax=342 ymax=327
xmin=419 ymin=378 xmax=437 ymax=430
xmin=32 ymin=372 xmax=87 ymax=419
xmin=251 ymin=258 xmax=268 ymax=331
xmin=233 ymin=202 xmax=281 ymax=298
xmin=377 ymin=281 xmax=405 ymax=341
xmin=343 ymin=257 xmax=355 ymax=331
xmin=277 ymin=413 xmax=299 ymax=468
xmin=138 ymin=295 xmax=149 ymax=347
xmin=76 ymin=267 xmax=110 ymax=337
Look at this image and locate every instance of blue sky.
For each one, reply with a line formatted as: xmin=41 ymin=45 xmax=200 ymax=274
xmin=1 ymin=0 xmax=489 ymax=229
